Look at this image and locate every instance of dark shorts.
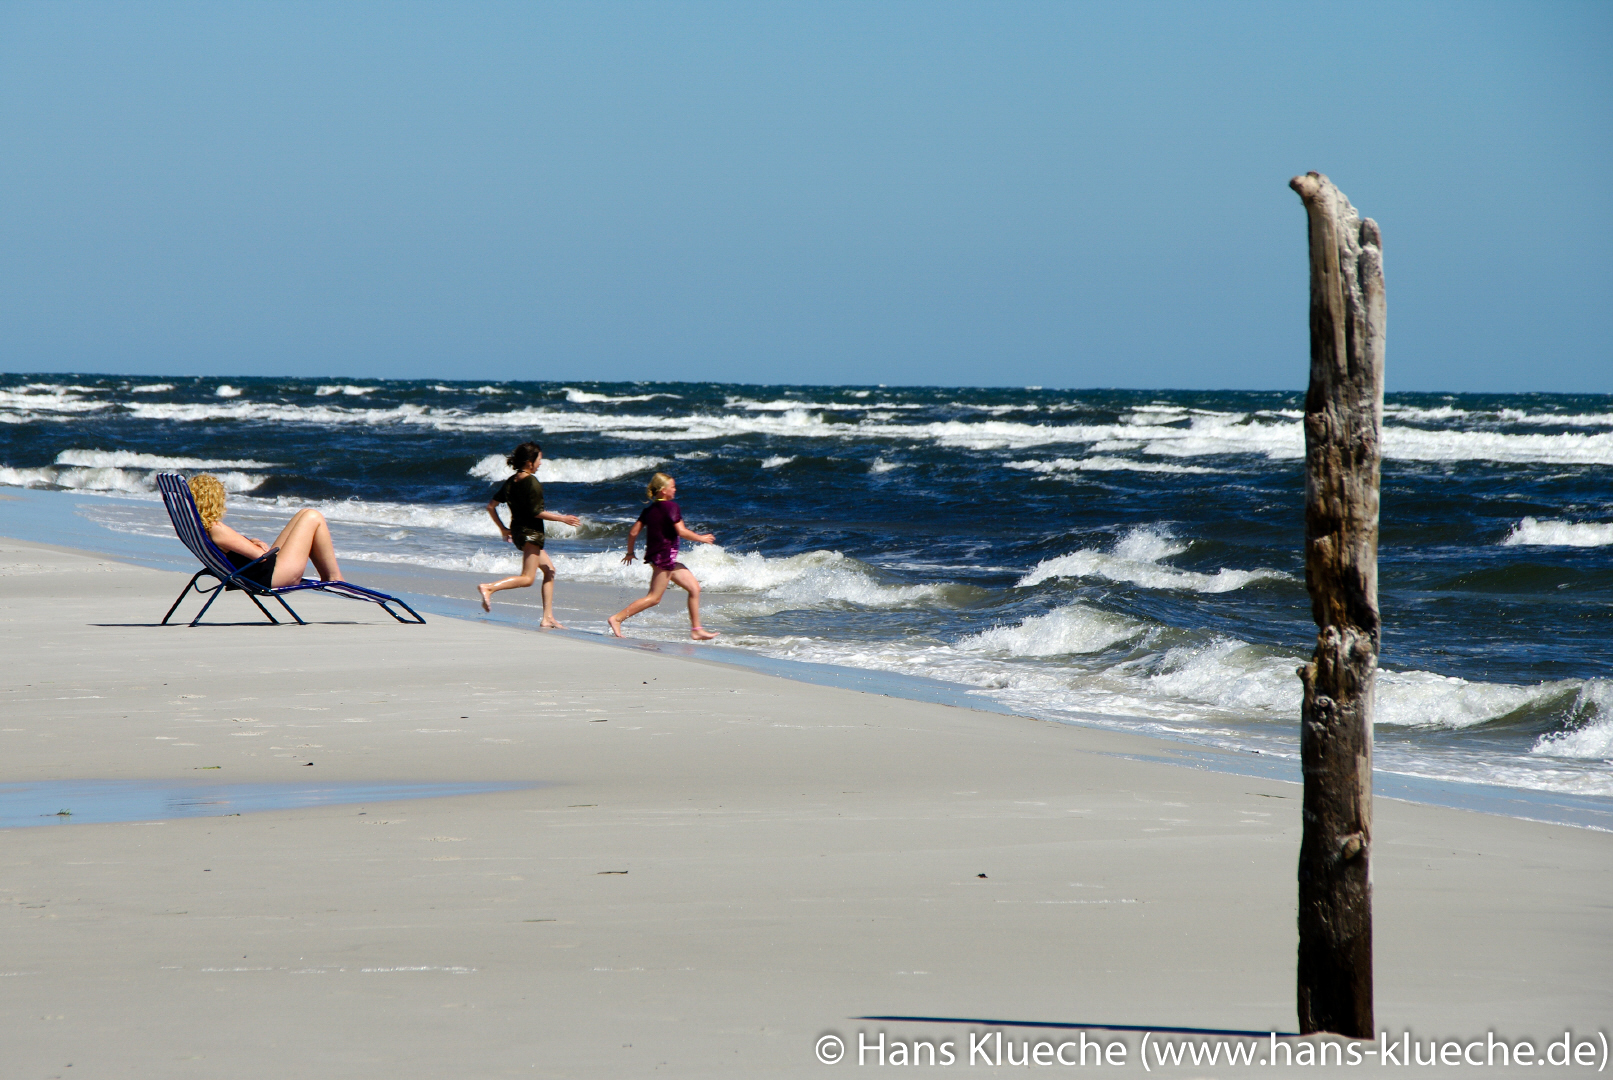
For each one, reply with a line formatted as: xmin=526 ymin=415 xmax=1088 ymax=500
xmin=511 ymin=528 xmax=545 ymax=551
xmin=226 ymin=551 xmax=277 ymax=589
xmin=650 ymin=560 xmax=687 ymax=573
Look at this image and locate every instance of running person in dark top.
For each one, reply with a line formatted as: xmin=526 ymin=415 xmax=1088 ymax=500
xmin=477 ymin=441 xmax=581 ymax=626
xmin=607 ymin=472 xmax=719 ymax=641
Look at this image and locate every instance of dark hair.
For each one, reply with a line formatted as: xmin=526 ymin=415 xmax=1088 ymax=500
xmin=506 ymin=441 xmax=543 ymax=470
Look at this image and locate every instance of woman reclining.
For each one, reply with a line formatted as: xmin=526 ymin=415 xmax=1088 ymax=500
xmin=187 ymin=473 xmax=344 ymax=588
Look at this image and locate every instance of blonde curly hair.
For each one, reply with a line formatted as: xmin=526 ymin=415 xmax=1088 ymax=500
xmin=188 ymin=474 xmax=227 ymax=527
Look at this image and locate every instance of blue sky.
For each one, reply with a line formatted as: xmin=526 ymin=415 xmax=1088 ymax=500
xmin=2 ymin=1 xmax=1608 ymax=392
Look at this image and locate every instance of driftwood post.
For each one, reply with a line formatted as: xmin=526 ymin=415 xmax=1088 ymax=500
xmin=1290 ymin=171 xmax=1383 ymax=1039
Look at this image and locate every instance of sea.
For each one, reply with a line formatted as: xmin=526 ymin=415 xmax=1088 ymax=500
xmin=3 ymin=375 xmax=1611 ymax=815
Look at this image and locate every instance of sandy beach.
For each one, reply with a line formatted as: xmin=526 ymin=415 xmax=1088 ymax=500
xmin=2 ymin=536 xmax=1608 ymax=1078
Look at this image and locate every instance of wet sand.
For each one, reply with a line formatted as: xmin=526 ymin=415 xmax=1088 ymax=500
xmin=1 ymin=538 xmax=1608 ymax=1077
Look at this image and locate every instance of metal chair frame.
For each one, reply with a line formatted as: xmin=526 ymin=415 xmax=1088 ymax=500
xmin=155 ymin=473 xmax=425 ymax=626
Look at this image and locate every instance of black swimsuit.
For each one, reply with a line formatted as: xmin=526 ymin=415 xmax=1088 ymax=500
xmin=226 ymin=551 xmax=277 ymax=589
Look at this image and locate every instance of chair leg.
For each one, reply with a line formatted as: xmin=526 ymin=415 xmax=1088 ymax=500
xmin=161 ymin=571 xmax=205 ymax=625
xmin=273 ymin=594 xmax=306 ymax=625
xmin=188 ymin=584 xmax=224 ymax=627
xmin=246 ymin=593 xmax=281 ymax=625
xmin=385 ymin=598 xmax=427 ymax=624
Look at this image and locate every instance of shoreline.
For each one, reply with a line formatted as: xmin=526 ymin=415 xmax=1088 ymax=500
xmin=3 ymin=483 xmax=1609 ymax=831
xmin=1 ymin=533 xmax=1608 ymax=1076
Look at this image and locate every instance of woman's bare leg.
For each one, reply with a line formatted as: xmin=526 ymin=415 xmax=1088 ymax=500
xmin=478 ymin=548 xmax=541 ymax=611
xmin=270 ymin=509 xmax=342 ymax=587
xmin=607 ymin=569 xmax=672 ymax=637
xmin=669 ymin=567 xmax=717 ymax=640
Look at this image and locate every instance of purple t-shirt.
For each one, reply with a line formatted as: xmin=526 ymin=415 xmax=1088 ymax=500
xmin=637 ymin=499 xmax=682 ymax=568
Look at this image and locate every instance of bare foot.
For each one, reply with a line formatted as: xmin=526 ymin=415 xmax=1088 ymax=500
xmin=690 ymin=627 xmax=719 ymax=641
xmin=477 ymin=584 xmax=493 ymax=612
xmin=606 ymin=615 xmax=624 ymax=638
xmin=540 ymin=616 xmax=566 ymax=629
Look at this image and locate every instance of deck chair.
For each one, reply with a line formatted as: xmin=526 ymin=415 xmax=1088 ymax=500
xmin=155 ymin=473 xmax=425 ymax=626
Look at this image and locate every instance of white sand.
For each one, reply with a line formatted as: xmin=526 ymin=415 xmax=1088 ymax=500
xmin=1 ymin=538 xmax=1608 ymax=1077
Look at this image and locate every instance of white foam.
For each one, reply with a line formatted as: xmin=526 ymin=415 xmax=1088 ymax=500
xmin=0 ymin=388 xmax=114 ymax=417
xmin=562 ymin=388 xmax=681 ymax=404
xmin=869 ymin=458 xmax=904 ymax=474
xmin=1501 ymin=517 xmax=1613 ymax=548
xmin=314 ymin=385 xmax=378 ymax=397
xmin=0 ymin=466 xmax=263 ymax=494
xmin=214 ymin=385 xmax=242 ymax=398
xmin=549 ymin=545 xmax=952 ymax=610
xmin=960 ymin=604 xmax=1146 ymax=657
xmin=1007 ymin=457 xmax=1220 ymax=476
xmin=236 ymin=493 xmax=561 ymax=539
xmin=1532 ymin=682 xmax=1613 ymax=760
xmin=1018 ymin=527 xmax=1287 ymax=593
xmin=128 ymin=383 xmax=174 ymax=393
xmin=726 ymin=397 xmax=921 ymax=412
xmin=1374 ymin=670 xmax=1572 ymax=730
xmin=467 ymin=454 xmax=663 ymax=485
xmin=760 ymin=455 xmax=795 ymax=469
xmin=1384 ymin=427 xmax=1613 ymax=466
xmin=54 ymin=449 xmax=283 ymax=470
xmin=432 ymin=384 xmax=507 ymax=394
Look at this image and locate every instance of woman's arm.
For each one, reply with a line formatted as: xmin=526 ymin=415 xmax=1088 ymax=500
xmin=673 ymin=520 xmax=716 ymax=545
xmin=620 ymin=520 xmax=643 ymax=564
xmin=207 ymin=522 xmax=270 ymax=559
xmin=485 ymin=499 xmax=511 ymax=543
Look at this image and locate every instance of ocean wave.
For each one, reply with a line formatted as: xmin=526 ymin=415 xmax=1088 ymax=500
xmin=760 ymin=455 xmax=795 ymax=469
xmin=54 ymin=449 xmax=283 ymax=470
xmin=1018 ymin=526 xmax=1289 ymax=593
xmin=0 ymin=388 xmax=115 ymax=416
xmin=562 ymin=388 xmax=682 ymax=404
xmin=550 ymin=545 xmax=957 ymax=610
xmin=232 ymin=493 xmax=588 ymax=541
xmin=467 ymin=454 xmax=663 ymax=485
xmin=432 ymin=384 xmax=507 ymax=394
xmin=26 ymin=390 xmax=1610 ymax=468
xmin=1532 ymin=682 xmax=1613 ymax=761
xmin=1501 ymin=517 xmax=1613 ymax=547
xmin=960 ymin=603 xmax=1147 ymax=657
xmin=1006 ymin=456 xmax=1220 ymax=476
xmin=1374 ymin=670 xmax=1576 ymax=729
xmin=1384 ymin=427 xmax=1613 ymax=465
xmin=315 ymin=385 xmax=378 ymax=397
xmin=1386 ymin=402 xmax=1613 ymax=429
xmin=725 ymin=396 xmax=921 ymax=412
xmin=869 ymin=458 xmax=904 ymax=473
xmin=128 ymin=383 xmax=174 ymax=393
xmin=0 ymin=465 xmax=264 ymax=494
xmin=215 ymin=385 xmax=242 ymax=398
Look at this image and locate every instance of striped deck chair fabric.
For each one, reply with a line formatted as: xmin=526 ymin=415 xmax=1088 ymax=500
xmin=155 ymin=473 xmax=425 ymax=626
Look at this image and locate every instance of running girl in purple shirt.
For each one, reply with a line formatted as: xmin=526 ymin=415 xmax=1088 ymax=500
xmin=607 ymin=472 xmax=719 ymax=641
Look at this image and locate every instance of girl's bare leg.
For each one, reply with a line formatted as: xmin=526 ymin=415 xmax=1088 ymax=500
xmin=478 ymin=548 xmax=542 ymax=612
xmin=668 ymin=567 xmax=717 ymax=640
xmin=607 ymin=568 xmax=671 ymax=637
xmin=535 ymin=550 xmax=564 ymax=628
xmin=270 ymin=509 xmax=343 ymax=587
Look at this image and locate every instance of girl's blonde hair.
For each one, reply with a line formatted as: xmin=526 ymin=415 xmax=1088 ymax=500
xmin=645 ymin=472 xmax=674 ymax=501
xmin=188 ymin=474 xmax=227 ymax=527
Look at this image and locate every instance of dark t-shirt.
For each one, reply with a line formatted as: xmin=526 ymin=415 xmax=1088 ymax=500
xmin=637 ymin=499 xmax=682 ymax=568
xmin=494 ymin=473 xmax=546 ymax=546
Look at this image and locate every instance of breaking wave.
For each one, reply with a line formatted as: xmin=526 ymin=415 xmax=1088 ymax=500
xmin=0 ymin=465 xmax=264 ymax=494
xmin=1018 ymin=527 xmax=1291 ymax=593
xmin=467 ymin=454 xmax=664 ymax=485
xmin=1501 ymin=518 xmax=1613 ymax=548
